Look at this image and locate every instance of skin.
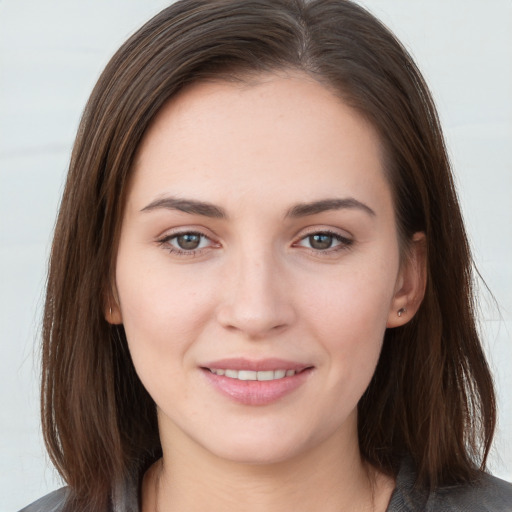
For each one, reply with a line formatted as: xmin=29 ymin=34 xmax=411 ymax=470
xmin=109 ymin=72 xmax=426 ymax=512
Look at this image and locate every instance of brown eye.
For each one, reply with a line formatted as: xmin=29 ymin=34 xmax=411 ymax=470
xmin=159 ymin=231 xmax=217 ymax=256
xmin=176 ymin=233 xmax=202 ymax=250
xmin=295 ymin=231 xmax=353 ymax=253
xmin=308 ymin=233 xmax=335 ymax=250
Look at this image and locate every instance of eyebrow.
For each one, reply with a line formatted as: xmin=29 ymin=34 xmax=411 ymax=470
xmin=285 ymin=198 xmax=376 ymax=218
xmin=141 ymin=197 xmax=227 ymax=218
xmin=140 ymin=196 xmax=375 ymax=219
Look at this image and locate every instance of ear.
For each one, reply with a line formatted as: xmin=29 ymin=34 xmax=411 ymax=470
xmin=104 ymin=286 xmax=123 ymax=325
xmin=387 ymin=232 xmax=427 ymax=328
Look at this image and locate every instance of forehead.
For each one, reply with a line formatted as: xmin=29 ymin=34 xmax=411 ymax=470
xmin=129 ymin=72 xmax=390 ymax=213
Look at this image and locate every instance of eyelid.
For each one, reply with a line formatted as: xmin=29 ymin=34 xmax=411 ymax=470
xmin=154 ymin=223 xmax=217 ymax=239
xmin=156 ymin=227 xmax=221 ymax=256
xmin=294 ymin=225 xmax=354 ymax=242
xmin=292 ymin=227 xmax=354 ymax=253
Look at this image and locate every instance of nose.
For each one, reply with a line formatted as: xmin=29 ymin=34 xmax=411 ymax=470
xmin=215 ymin=247 xmax=296 ymax=339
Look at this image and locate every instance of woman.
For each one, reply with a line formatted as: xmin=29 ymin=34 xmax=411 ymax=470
xmin=20 ymin=0 xmax=512 ymax=511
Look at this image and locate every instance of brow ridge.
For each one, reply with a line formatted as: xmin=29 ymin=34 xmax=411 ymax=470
xmin=141 ymin=196 xmax=226 ymax=218
xmin=286 ymin=198 xmax=376 ymax=218
xmin=141 ymin=196 xmax=374 ymax=219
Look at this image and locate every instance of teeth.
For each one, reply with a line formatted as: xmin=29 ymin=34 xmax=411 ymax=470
xmin=209 ymin=368 xmax=297 ymax=381
xmin=257 ymin=370 xmax=274 ymax=381
xmin=238 ymin=370 xmax=257 ymax=381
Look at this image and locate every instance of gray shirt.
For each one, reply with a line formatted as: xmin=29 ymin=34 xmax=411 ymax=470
xmin=19 ymin=458 xmax=512 ymax=511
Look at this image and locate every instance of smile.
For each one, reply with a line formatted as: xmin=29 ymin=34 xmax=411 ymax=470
xmin=202 ymin=362 xmax=313 ymax=405
xmin=208 ymin=368 xmax=297 ymax=380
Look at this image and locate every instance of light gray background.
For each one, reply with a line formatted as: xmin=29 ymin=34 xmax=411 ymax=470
xmin=1 ymin=1 xmax=511 ymax=510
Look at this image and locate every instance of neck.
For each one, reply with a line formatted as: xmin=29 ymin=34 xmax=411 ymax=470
xmin=143 ymin=417 xmax=394 ymax=512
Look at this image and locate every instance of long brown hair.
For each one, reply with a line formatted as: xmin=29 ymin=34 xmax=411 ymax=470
xmin=42 ymin=0 xmax=496 ymax=509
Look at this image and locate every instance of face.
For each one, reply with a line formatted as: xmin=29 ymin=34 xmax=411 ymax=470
xmin=111 ymin=73 xmax=422 ymax=465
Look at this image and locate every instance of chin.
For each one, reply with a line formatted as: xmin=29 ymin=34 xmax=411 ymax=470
xmin=207 ymin=438 xmax=307 ymax=466
xmin=192 ymin=418 xmax=335 ymax=467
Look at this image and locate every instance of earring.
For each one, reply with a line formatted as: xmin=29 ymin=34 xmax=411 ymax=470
xmin=397 ymin=307 xmax=406 ymax=317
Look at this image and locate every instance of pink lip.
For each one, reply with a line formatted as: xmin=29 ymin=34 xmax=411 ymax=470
xmin=200 ymin=358 xmax=313 ymax=406
xmin=202 ymin=357 xmax=310 ymax=372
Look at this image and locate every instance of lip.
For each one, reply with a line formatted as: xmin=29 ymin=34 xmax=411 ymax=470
xmin=200 ymin=358 xmax=313 ymax=406
xmin=202 ymin=357 xmax=310 ymax=372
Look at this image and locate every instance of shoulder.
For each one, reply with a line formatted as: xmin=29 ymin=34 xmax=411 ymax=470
xmin=17 ymin=472 xmax=141 ymax=512
xmin=426 ymin=472 xmax=512 ymax=512
xmin=18 ymin=488 xmax=69 ymax=512
xmin=389 ymin=458 xmax=512 ymax=512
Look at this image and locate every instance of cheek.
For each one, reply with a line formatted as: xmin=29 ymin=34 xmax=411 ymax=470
xmin=114 ymin=250 xmax=218 ymax=369
xmin=303 ymin=257 xmax=397 ymax=334
xmin=300 ymin=253 xmax=398 ymax=384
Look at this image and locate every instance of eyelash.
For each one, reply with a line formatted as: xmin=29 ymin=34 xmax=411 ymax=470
xmin=293 ymin=230 xmax=354 ymax=256
xmin=157 ymin=231 xmax=217 ymax=257
xmin=157 ymin=229 xmax=353 ymax=257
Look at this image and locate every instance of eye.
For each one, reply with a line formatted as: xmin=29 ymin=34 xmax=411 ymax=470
xmin=307 ymin=233 xmax=337 ymax=250
xmin=173 ymin=233 xmax=206 ymax=250
xmin=295 ymin=231 xmax=353 ymax=252
xmin=158 ymin=231 xmax=216 ymax=255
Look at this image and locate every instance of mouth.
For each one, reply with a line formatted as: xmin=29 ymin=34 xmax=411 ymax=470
xmin=200 ymin=359 xmax=314 ymax=405
xmin=206 ymin=368 xmax=301 ymax=381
